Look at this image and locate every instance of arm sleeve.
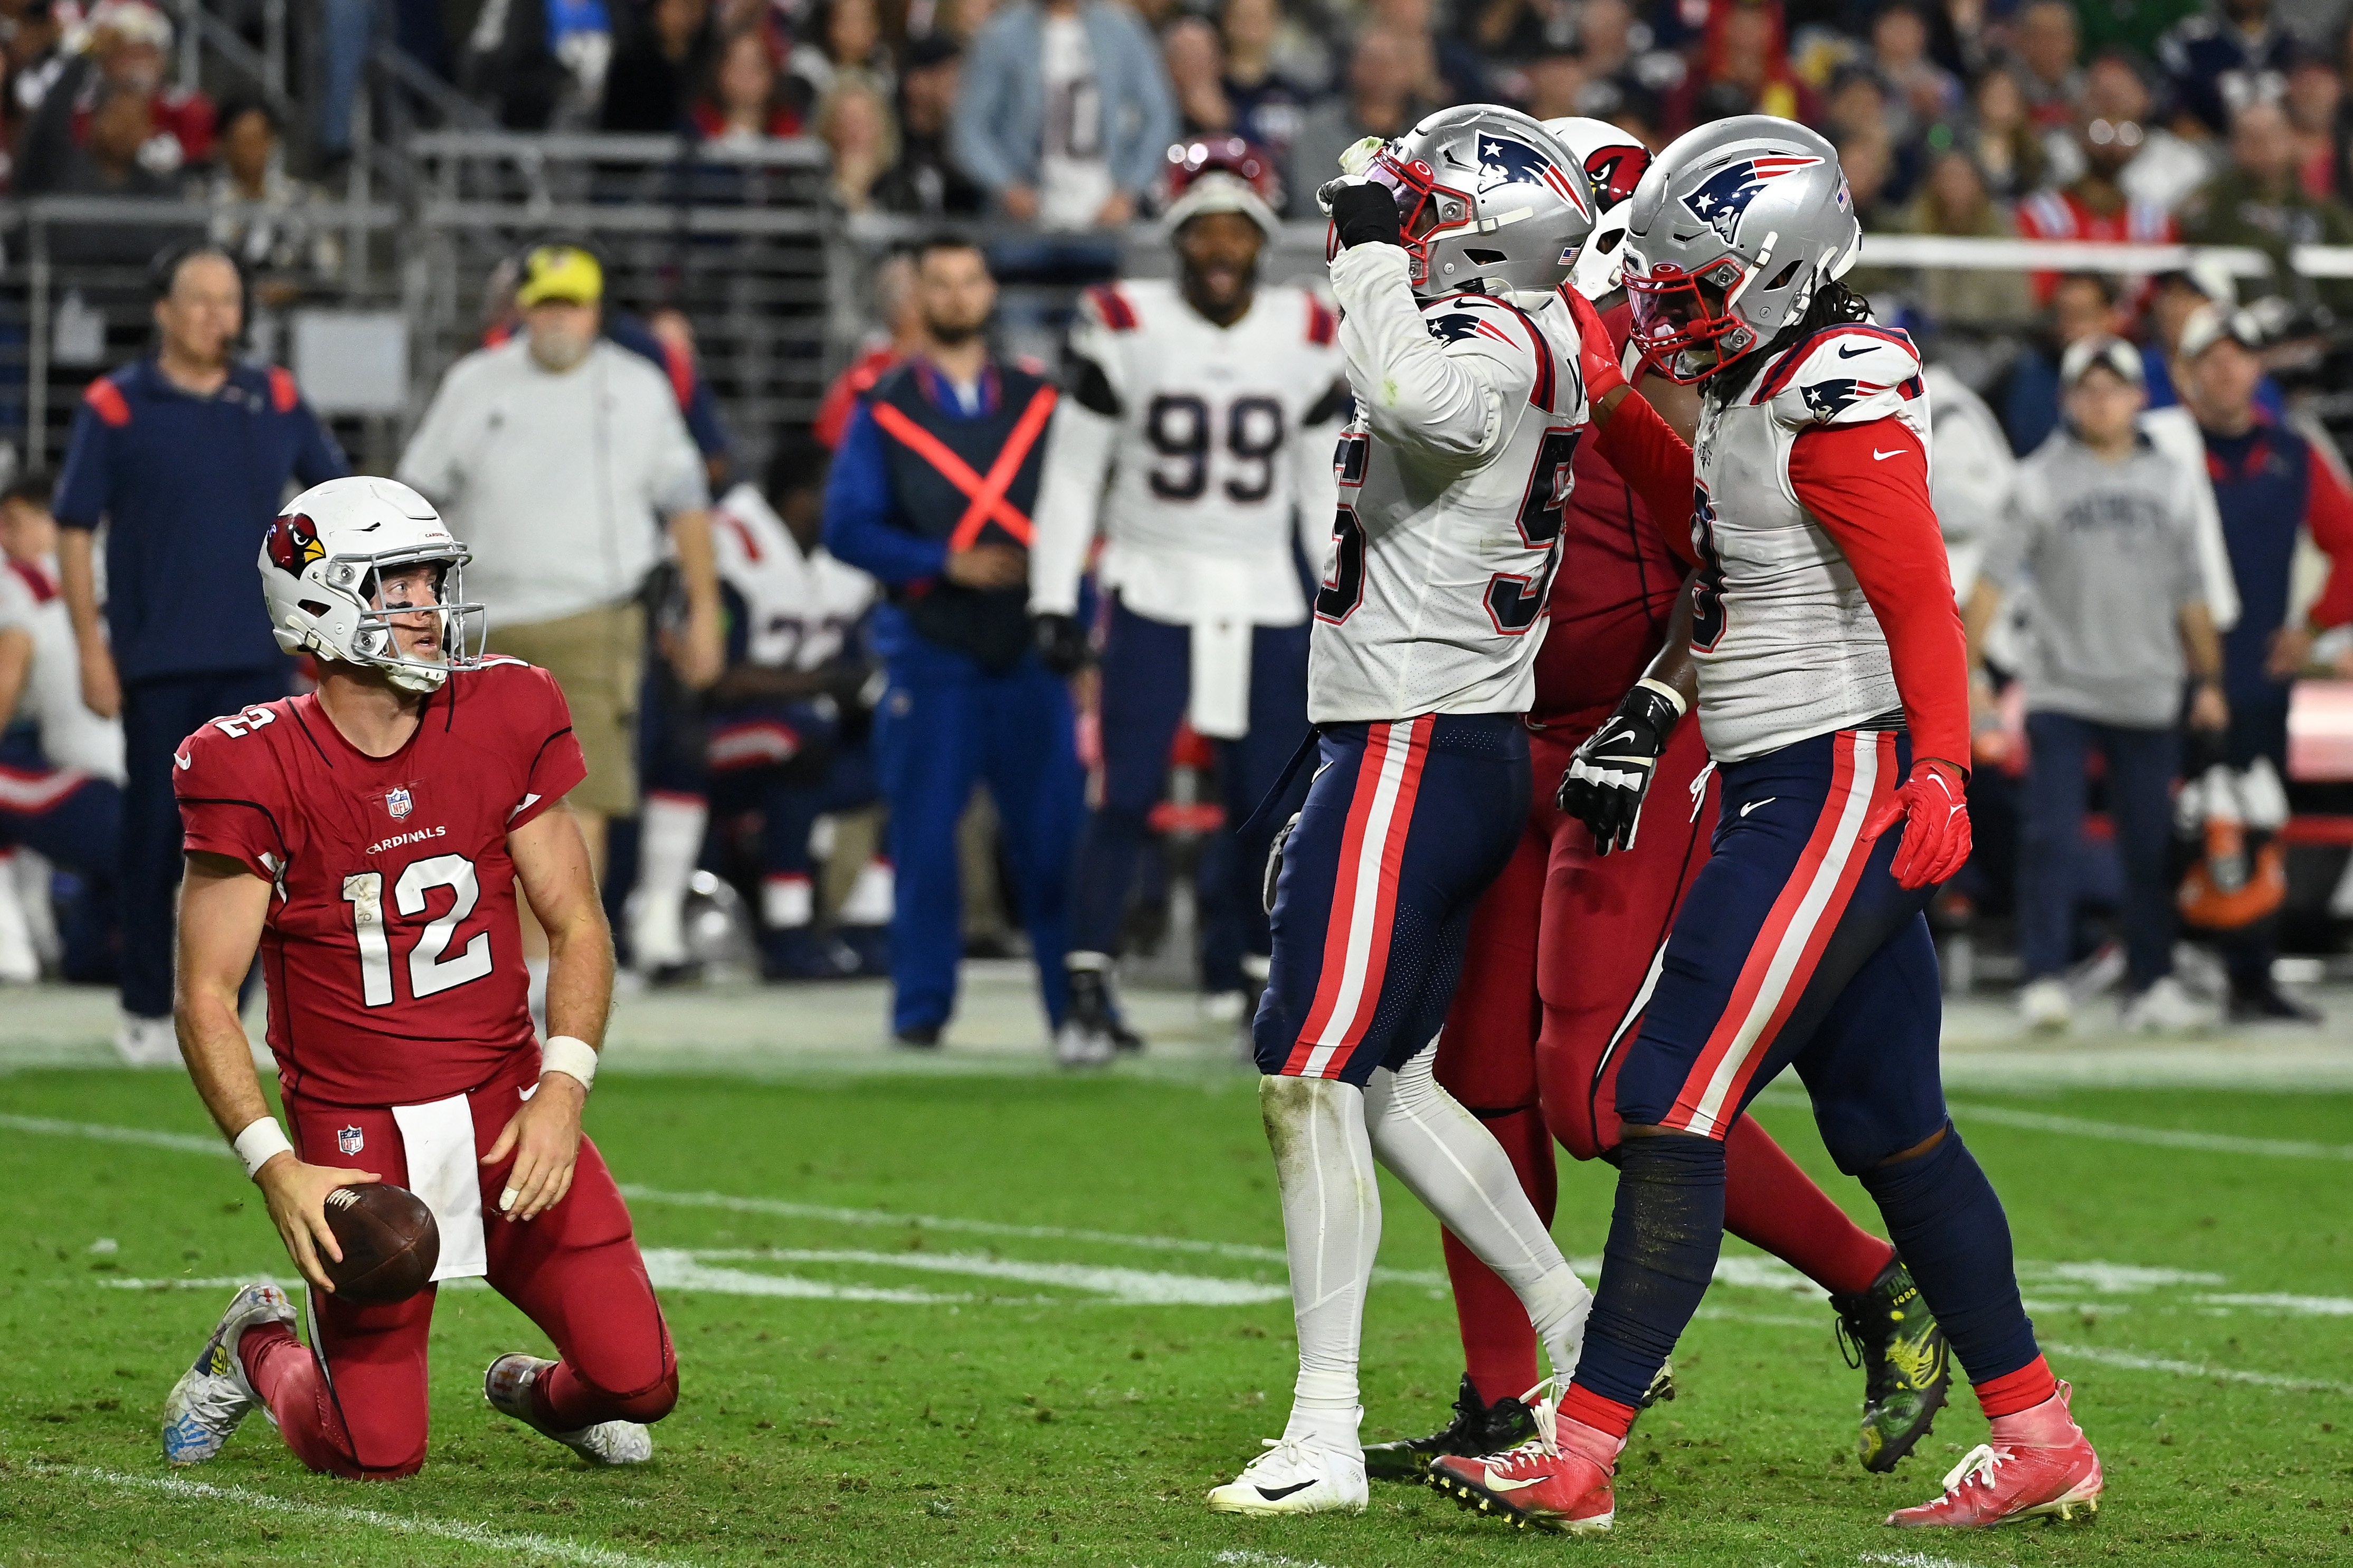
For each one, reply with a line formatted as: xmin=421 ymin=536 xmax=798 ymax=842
xmin=292 ymin=402 xmax=352 ymax=488
xmin=1027 ymin=400 xmax=1118 ymax=616
xmin=1594 ymin=391 xmax=1698 ymax=568
xmin=51 ymin=403 xmax=112 ymax=531
xmin=1327 ymin=244 xmax=1527 ymax=463
xmin=2303 ymin=451 xmax=2353 ymax=630
xmin=174 ymin=728 xmax=289 ymax=880
xmin=820 ymin=404 xmax=951 ymax=586
xmin=511 ymin=668 xmax=589 ymax=830
xmin=1787 ymin=421 xmax=1971 ymax=772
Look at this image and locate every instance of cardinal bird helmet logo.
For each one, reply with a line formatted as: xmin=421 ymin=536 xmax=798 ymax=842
xmin=265 ymin=511 xmax=325 ymax=576
xmin=1583 ymin=145 xmax=1651 ymax=212
xmin=1680 ymin=155 xmax=1824 ymax=246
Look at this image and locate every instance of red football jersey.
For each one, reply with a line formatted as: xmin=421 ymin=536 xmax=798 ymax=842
xmin=1528 ymin=302 xmax=1686 ymax=733
xmin=174 ymin=659 xmax=587 ymax=1107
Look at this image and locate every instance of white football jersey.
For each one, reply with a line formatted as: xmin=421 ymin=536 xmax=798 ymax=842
xmin=710 ymin=482 xmax=877 ymax=671
xmin=0 ymin=556 xmax=124 ymax=782
xmin=1028 ymin=278 xmax=1350 ymax=627
xmin=1308 ymin=244 xmax=1589 ymax=724
xmin=1687 ymin=324 xmax=1932 ymax=763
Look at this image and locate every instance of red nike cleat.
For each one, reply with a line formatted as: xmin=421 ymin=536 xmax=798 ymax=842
xmin=1886 ymin=1380 xmax=2103 ymax=1529
xmin=1427 ymin=1379 xmax=1621 ymax=1534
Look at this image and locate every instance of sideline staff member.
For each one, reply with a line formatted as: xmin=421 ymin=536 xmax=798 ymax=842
xmin=822 ymin=236 xmax=1084 ymax=1052
xmin=55 ymin=241 xmax=347 ymax=1066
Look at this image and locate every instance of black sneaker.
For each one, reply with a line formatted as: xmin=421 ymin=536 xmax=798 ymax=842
xmin=1363 ymin=1374 xmax=1536 ymax=1481
xmin=2228 ymin=983 xmax=2324 ymax=1025
xmin=894 ymin=1022 xmax=942 ymax=1049
xmin=1057 ymin=961 xmax=1130 ymax=1067
xmin=1830 ymin=1259 xmax=1950 ymax=1473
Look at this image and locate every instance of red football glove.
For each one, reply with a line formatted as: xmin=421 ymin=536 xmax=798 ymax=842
xmin=1560 ymin=285 xmax=1628 ymax=406
xmin=1864 ymin=761 xmax=1972 ymax=890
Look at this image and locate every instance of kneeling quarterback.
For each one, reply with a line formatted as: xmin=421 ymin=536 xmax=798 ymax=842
xmin=160 ymin=476 xmax=677 ymax=1478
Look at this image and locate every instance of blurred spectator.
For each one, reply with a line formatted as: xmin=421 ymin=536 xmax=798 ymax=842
xmin=1570 ymin=0 xmax=1684 ymax=122
xmin=1221 ymin=0 xmax=1317 ymax=158
xmin=1366 ymin=0 xmax=1486 ymax=108
xmin=54 ymin=242 xmax=347 ymax=1065
xmin=1969 ymin=336 xmax=2226 ymax=1035
xmin=2158 ymin=0 xmax=2297 ymax=140
xmin=5 ymin=1 xmax=70 ymax=134
xmin=399 ymin=244 xmax=726 ymax=892
xmin=199 ymin=97 xmax=340 ymax=297
xmin=603 ymin=0 xmax=717 ymax=132
xmin=2177 ymin=302 xmax=2353 ymax=1021
xmin=1824 ymin=68 xmax=1912 ymax=206
xmin=1836 ymin=128 xmax=1900 ymax=225
xmin=462 ymin=0 xmax=613 ymax=128
xmin=817 ymin=76 xmax=898 ymax=210
xmin=816 ymin=252 xmax=923 ymax=447
xmin=952 ymin=0 xmax=1176 ymax=229
xmin=2054 ymin=49 xmax=2213 ymax=213
xmin=1899 ymin=147 xmax=2035 ymax=324
xmin=1287 ymin=28 xmax=1423 ymax=211
xmin=872 ymin=34 xmax=987 ymax=216
xmin=1672 ymin=0 xmax=1815 ymax=134
xmin=1165 ymin=15 xmax=1235 ymax=137
xmin=1521 ymin=41 xmax=1584 ymax=120
xmin=788 ymin=0 xmax=897 ymax=117
xmin=2282 ymin=57 xmax=2340 ymax=200
xmin=2015 ymin=107 xmax=2178 ymax=304
xmin=1964 ymin=64 xmax=2046 ymax=200
xmin=692 ymin=26 xmax=803 ymax=142
xmin=20 ymin=0 xmax=212 ymax=193
xmin=2009 ymin=0 xmax=2084 ymax=130
xmin=820 ymin=238 xmax=1084 ymax=1049
xmin=1999 ymin=271 xmax=2123 ymax=454
xmin=1870 ymin=2 xmax=1960 ymax=137
xmin=2181 ymin=98 xmax=2353 ymax=311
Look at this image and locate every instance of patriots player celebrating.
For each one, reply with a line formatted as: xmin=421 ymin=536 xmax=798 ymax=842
xmin=1207 ymin=107 xmax=1600 ymax=1521
xmin=1029 ymin=138 xmax=1350 ymax=1062
xmin=1433 ymin=118 xmax=2102 ymax=1534
xmin=160 ymin=478 xmax=676 ymax=1479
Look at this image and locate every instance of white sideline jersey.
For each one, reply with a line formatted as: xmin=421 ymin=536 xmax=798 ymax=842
xmin=710 ymin=482 xmax=877 ymax=671
xmin=1029 ymin=278 xmax=1350 ymax=628
xmin=0 ymin=556 xmax=125 ymax=782
xmin=1309 ymin=243 xmax=1589 ymax=724
xmin=1688 ymin=324 xmax=1931 ymax=763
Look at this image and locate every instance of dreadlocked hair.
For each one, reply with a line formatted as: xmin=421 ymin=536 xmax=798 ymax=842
xmin=1705 ymin=276 xmax=1874 ymax=408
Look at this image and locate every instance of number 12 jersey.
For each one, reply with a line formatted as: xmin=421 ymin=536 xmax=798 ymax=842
xmin=175 ymin=659 xmax=587 ymax=1106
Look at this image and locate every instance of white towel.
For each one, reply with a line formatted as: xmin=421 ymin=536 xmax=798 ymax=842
xmin=1188 ymin=605 xmax=1255 ymax=741
xmin=390 ymin=1092 xmax=489 ymax=1281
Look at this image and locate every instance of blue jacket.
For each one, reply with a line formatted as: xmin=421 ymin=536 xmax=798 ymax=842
xmin=951 ymin=1 xmax=1177 ymax=203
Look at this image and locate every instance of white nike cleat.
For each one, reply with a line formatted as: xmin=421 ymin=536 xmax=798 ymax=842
xmin=2119 ymin=975 xmax=2215 ymax=1035
xmin=2017 ymin=978 xmax=2072 ymax=1034
xmin=485 ymin=1353 xmax=653 ymax=1465
xmin=115 ymin=1011 xmax=183 ymax=1068
xmin=162 ymin=1282 xmax=295 ymax=1465
xmin=1206 ymin=1436 xmax=1369 ymax=1516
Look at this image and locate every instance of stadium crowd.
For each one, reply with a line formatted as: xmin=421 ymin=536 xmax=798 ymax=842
xmin=6 ymin=0 xmax=2353 ymax=1057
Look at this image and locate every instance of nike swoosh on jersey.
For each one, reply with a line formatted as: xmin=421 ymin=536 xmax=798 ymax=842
xmin=174 ymin=750 xmax=192 ymax=770
xmin=1483 ymin=1470 xmax=1557 ymax=1493
xmin=1740 ymin=797 xmax=1776 ymax=816
xmin=1836 ymin=342 xmax=1874 ymax=358
xmin=1254 ymin=1481 xmax=1317 ymax=1500
xmin=1873 ymin=448 xmax=1905 ymax=460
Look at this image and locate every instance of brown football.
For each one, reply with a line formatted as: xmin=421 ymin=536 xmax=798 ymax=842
xmin=321 ymin=1183 xmax=440 ymax=1304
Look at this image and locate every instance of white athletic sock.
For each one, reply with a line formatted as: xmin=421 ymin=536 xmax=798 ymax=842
xmin=1364 ymin=1044 xmax=1592 ymax=1384
xmin=837 ymin=859 xmax=894 ymax=927
xmin=1262 ymin=1074 xmax=1377 ymax=1456
xmin=762 ymin=874 xmax=814 ymax=930
xmin=630 ymin=793 xmax=708 ymax=967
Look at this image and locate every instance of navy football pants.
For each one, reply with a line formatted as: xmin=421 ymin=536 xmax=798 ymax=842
xmin=123 ymin=668 xmax=288 ymax=1019
xmin=1069 ymin=598 xmax=1309 ymax=991
xmin=873 ymin=638 xmax=1084 ymax=1035
xmin=1254 ymin=713 xmax=1526 ymax=1086
xmin=0 ymin=769 xmax=122 ymax=983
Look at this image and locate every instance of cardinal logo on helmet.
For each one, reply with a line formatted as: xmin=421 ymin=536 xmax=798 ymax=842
xmin=1681 ymin=155 xmax=1824 ymax=245
xmin=1477 ymin=134 xmax=1590 ymax=216
xmin=1583 ymin=145 xmax=1651 ymax=211
xmin=265 ymin=511 xmax=325 ymax=576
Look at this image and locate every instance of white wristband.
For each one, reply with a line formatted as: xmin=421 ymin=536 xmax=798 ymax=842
xmin=233 ymin=1116 xmax=294 ymax=1180
xmin=540 ymin=1035 xmax=598 ymax=1093
xmin=1636 ymin=676 xmax=1690 ymax=719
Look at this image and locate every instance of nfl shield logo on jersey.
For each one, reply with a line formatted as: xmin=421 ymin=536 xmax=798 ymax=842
xmin=385 ymin=787 xmax=413 ymax=821
xmin=336 ymin=1125 xmax=364 ymax=1155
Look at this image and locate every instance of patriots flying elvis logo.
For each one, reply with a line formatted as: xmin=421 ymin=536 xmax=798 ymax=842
xmin=1681 ymin=155 xmax=1824 ymax=245
xmin=1476 ymin=134 xmax=1590 ymax=216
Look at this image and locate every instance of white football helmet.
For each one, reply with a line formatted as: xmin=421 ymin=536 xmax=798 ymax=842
xmin=259 ymin=476 xmax=486 ymax=692
xmin=1541 ymin=116 xmax=1654 ymax=299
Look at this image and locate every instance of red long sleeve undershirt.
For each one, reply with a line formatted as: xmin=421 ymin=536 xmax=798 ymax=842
xmin=1593 ymin=390 xmax=1699 ymax=570
xmin=1786 ymin=421 xmax=1971 ymax=774
xmin=2304 ymin=452 xmax=2353 ymax=631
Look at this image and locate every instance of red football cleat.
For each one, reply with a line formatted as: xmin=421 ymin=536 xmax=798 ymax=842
xmin=1427 ymin=1380 xmax=1621 ymax=1534
xmin=1886 ymin=1380 xmax=2103 ymax=1529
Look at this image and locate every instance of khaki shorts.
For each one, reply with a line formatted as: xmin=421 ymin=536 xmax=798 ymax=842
xmin=488 ymin=601 xmax=644 ymax=819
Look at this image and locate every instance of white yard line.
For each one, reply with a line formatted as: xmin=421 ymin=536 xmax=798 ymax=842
xmin=0 ymin=1113 xmax=232 ymax=1157
xmin=2047 ymin=1342 xmax=2353 ymax=1396
xmin=1858 ymin=1552 xmax=2003 ymax=1568
xmin=1752 ymin=1090 xmax=2353 ymax=1161
xmin=54 ymin=1466 xmax=684 ymax=1568
xmin=1213 ymin=1552 xmax=1352 ymax=1568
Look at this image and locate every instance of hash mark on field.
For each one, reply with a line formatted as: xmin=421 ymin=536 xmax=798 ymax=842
xmin=56 ymin=1466 xmax=683 ymax=1567
xmin=1215 ymin=1551 xmax=1352 ymax=1568
xmin=1859 ymin=1552 xmax=2004 ymax=1568
xmin=2048 ymin=1342 xmax=2353 ymax=1395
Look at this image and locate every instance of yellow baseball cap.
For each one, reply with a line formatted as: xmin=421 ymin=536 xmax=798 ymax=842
xmin=516 ymin=245 xmax=603 ymax=307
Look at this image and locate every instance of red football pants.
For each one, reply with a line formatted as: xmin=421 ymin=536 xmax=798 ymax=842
xmin=240 ymin=1052 xmax=677 ymax=1479
xmin=1433 ymin=723 xmax=1894 ymax=1402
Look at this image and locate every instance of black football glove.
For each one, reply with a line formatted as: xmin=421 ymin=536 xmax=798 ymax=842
xmin=1558 ymin=680 xmax=1686 ymax=856
xmin=1032 ymin=612 xmax=1089 ymax=676
xmin=1322 ymin=180 xmax=1405 ymax=251
xmin=1263 ymin=811 xmax=1301 ymax=916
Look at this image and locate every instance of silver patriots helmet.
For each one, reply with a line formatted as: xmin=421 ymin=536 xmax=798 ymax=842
xmin=1618 ymin=116 xmax=1861 ymax=383
xmin=1327 ymin=104 xmax=1595 ymax=297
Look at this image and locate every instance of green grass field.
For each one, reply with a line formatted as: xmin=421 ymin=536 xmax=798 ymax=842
xmin=1 ymin=1060 xmax=2348 ymax=1566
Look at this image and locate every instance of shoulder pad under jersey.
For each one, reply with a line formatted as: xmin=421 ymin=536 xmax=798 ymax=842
xmin=1753 ymin=326 xmax=1925 ymax=431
